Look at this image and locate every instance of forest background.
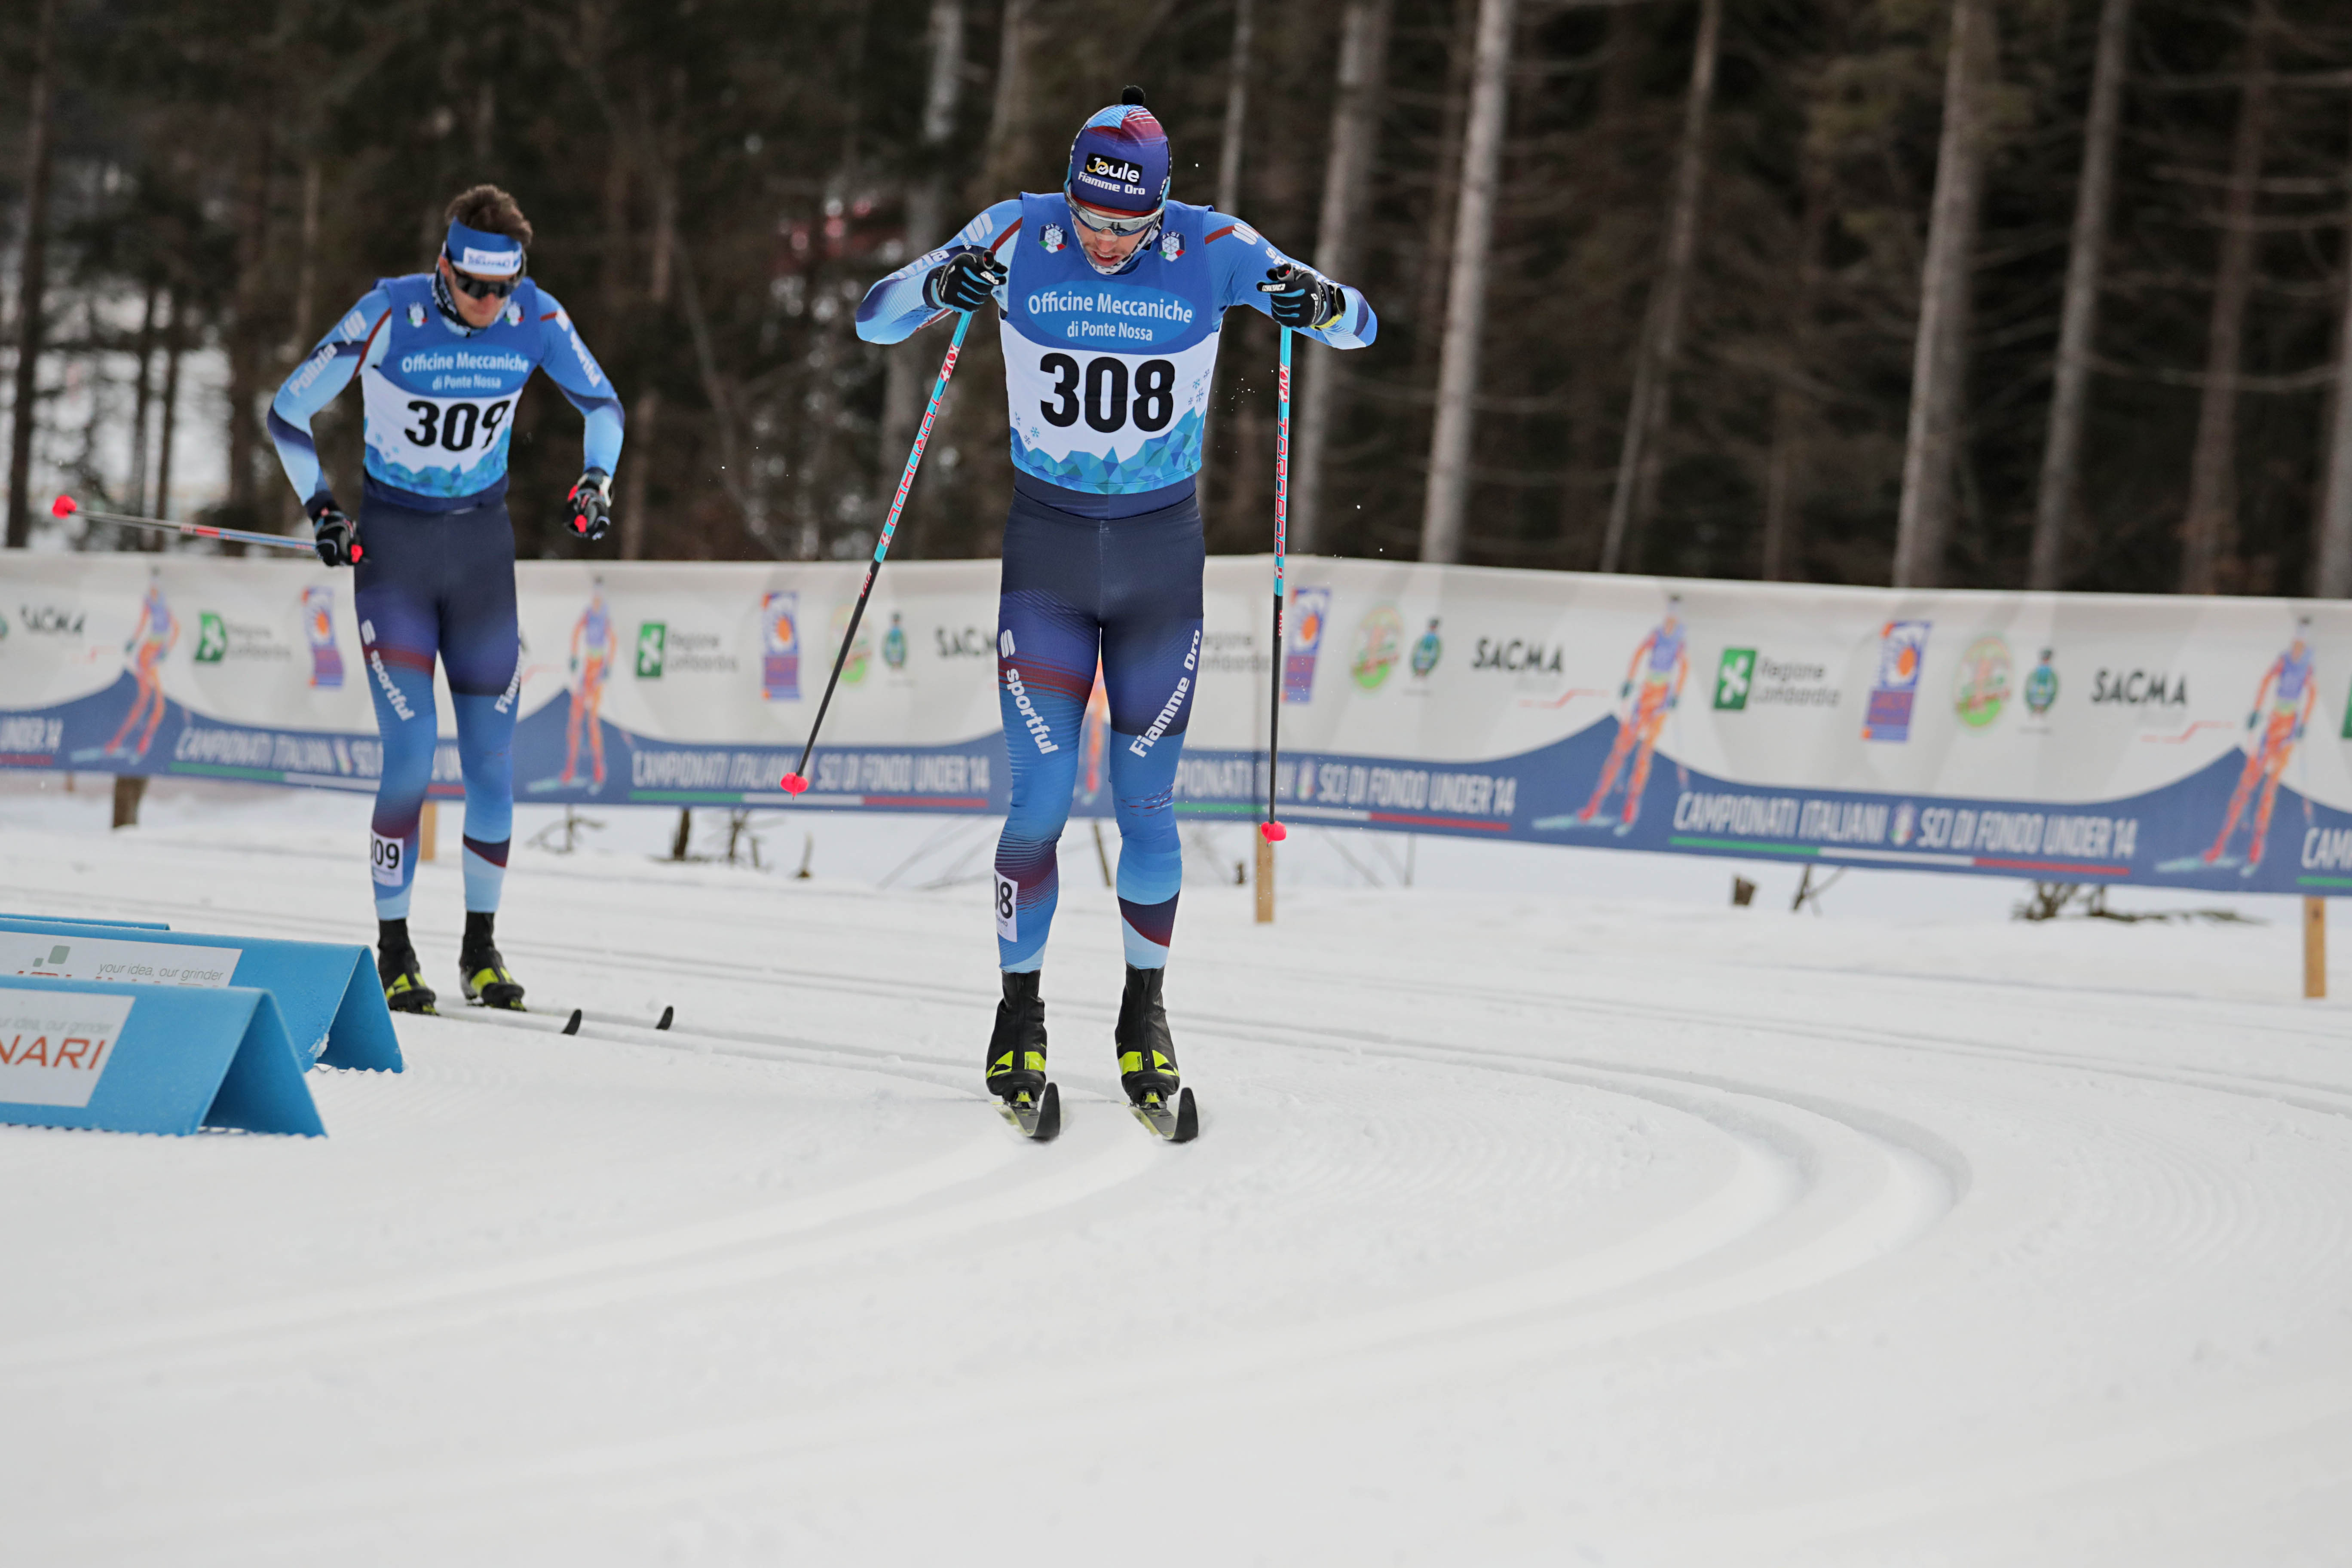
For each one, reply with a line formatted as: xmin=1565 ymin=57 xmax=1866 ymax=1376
xmin=2 ymin=0 xmax=2350 ymax=600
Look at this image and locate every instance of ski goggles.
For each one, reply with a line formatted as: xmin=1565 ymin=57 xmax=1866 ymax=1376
xmin=1064 ymin=188 xmax=1164 ymax=238
xmin=444 ymin=256 xmax=521 ymax=299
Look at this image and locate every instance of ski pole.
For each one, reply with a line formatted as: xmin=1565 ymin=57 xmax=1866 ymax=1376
xmin=50 ymin=494 xmax=329 ymax=555
xmin=781 ymin=310 xmax=971 ymax=795
xmin=1262 ymin=326 xmax=1292 ymax=845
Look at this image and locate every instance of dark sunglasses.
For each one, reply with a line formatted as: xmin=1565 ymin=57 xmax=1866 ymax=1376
xmin=444 ymin=255 xmax=521 ymax=299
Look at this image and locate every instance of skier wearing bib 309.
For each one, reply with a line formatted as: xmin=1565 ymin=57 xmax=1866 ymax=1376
xmin=856 ymin=88 xmax=1377 ymax=1126
xmin=268 ymin=184 xmax=624 ymax=1015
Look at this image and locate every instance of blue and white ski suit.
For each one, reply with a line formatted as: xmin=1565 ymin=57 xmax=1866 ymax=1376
xmin=858 ymin=197 xmax=1375 ymax=971
xmin=270 ymin=275 xmax=623 ymax=919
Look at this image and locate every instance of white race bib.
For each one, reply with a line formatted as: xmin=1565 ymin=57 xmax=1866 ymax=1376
xmin=362 ymin=368 xmax=518 ymax=488
xmin=1001 ymin=325 xmax=1220 ymax=488
xmin=370 ymin=831 xmax=406 ymax=887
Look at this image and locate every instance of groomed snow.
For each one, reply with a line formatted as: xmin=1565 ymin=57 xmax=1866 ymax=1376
xmin=3 ymin=775 xmax=2350 ymax=1565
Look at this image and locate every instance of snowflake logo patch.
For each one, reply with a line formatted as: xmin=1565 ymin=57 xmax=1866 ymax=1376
xmin=1041 ymin=223 xmax=1066 ymax=254
xmin=407 ymin=303 xmax=426 ymax=326
xmin=505 ymin=302 xmax=523 ymax=326
xmin=1159 ymin=230 xmax=1184 ymax=263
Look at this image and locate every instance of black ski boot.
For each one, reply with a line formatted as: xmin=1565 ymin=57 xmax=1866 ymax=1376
xmin=1115 ymin=964 xmax=1180 ymax=1108
xmin=377 ymin=918 xmax=438 ymax=1015
xmin=456 ymin=911 xmax=526 ymax=1010
xmin=986 ymin=969 xmax=1049 ymax=1104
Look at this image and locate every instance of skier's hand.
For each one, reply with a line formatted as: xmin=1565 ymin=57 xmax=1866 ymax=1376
xmin=307 ymin=495 xmax=361 ymax=567
xmin=567 ymin=469 xmax=612 ymax=542
xmin=1258 ymin=264 xmax=1345 ymax=330
xmin=924 ymin=250 xmax=1007 ymax=314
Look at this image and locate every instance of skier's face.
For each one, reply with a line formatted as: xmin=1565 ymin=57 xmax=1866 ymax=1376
xmin=1076 ymin=222 xmax=1146 ymax=271
xmin=1068 ymin=198 xmax=1152 ymax=272
xmin=438 ymin=255 xmax=513 ymax=328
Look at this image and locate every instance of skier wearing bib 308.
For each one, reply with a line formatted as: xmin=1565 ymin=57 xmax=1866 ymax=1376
xmin=856 ymin=88 xmax=1377 ymax=1126
xmin=268 ymin=184 xmax=624 ymax=1015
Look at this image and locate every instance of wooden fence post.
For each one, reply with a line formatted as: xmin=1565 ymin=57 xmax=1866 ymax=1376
xmin=2305 ymin=896 xmax=2325 ymax=999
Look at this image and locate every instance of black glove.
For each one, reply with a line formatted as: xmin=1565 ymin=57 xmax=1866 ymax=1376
xmin=567 ymin=469 xmax=613 ymax=541
xmin=924 ymin=250 xmax=1008 ymax=313
xmin=307 ymin=495 xmax=360 ymax=567
xmin=1258 ymin=263 xmax=1345 ymax=330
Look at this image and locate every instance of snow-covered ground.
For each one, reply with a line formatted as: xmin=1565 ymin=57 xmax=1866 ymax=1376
xmin=3 ymin=774 xmax=2350 ymax=1565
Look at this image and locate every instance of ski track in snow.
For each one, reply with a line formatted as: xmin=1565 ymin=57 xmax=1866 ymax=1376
xmin=3 ymin=815 xmax=2351 ymax=1565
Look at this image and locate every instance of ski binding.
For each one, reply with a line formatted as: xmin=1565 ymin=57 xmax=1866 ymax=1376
xmin=1128 ymin=1086 xmax=1198 ymax=1143
xmin=997 ymin=1081 xmax=1061 ymax=1141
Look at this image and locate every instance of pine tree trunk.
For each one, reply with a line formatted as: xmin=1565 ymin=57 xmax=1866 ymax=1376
xmin=923 ymin=0 xmax=1031 ymax=560
xmin=1761 ymin=160 xmax=1828 ymax=582
xmin=1216 ymin=0 xmax=1256 ymax=218
xmin=155 ymin=288 xmax=185 ymax=523
xmin=1291 ymin=0 xmax=1392 ymax=555
xmin=883 ymin=0 xmax=964 ymax=559
xmin=1417 ymin=0 xmax=1516 ymax=565
xmin=1203 ymin=0 xmax=1259 ymax=527
xmin=2178 ymin=0 xmax=2272 ymax=596
xmin=1892 ymin=0 xmax=1997 ymax=589
xmin=128 ymin=279 xmax=160 ymax=518
xmin=619 ymin=388 xmax=660 ymax=559
xmin=224 ymin=122 xmax=277 ymax=539
xmin=2312 ymin=103 xmax=2352 ymax=599
xmin=1598 ymin=0 xmax=1723 ymax=575
xmin=2030 ymin=0 xmax=2133 ymax=591
xmin=4 ymin=0 xmax=60 ymax=549
xmin=1412 ymin=0 xmax=1481 ymax=382
xmin=284 ymin=157 xmax=325 ymax=530
xmin=978 ymin=0 xmax=1033 ymax=200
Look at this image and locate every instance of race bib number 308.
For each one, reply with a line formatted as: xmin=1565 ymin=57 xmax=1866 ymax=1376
xmin=1001 ymin=326 xmax=1219 ymax=471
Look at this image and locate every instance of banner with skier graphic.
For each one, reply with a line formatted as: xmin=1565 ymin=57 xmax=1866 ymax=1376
xmin=10 ymin=549 xmax=2352 ymax=894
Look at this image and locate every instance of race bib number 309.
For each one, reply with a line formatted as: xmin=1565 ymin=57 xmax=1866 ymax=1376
xmin=362 ymin=370 xmax=519 ymax=487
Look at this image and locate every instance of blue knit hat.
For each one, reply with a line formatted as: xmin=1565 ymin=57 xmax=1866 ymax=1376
xmin=1066 ymin=98 xmax=1170 ymax=216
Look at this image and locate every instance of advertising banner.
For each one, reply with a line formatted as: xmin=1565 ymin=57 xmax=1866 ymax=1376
xmin=8 ymin=549 xmax=2352 ymax=895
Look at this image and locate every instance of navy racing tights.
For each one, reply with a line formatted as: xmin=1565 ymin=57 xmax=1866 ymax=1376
xmin=353 ymin=496 xmax=522 ymax=920
xmin=993 ymin=488 xmax=1204 ymax=972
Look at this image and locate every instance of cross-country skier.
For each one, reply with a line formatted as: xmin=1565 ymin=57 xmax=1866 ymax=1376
xmin=855 ymin=88 xmax=1377 ymax=1122
xmin=561 ymin=578 xmax=615 ymax=789
xmin=2205 ymin=617 xmax=2316 ymax=876
xmin=106 ymin=573 xmax=177 ymax=760
xmin=268 ymin=184 xmax=624 ymax=1014
xmin=1579 ymin=596 xmax=1688 ymax=833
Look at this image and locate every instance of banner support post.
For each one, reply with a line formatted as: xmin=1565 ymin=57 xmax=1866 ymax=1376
xmin=2306 ymin=896 xmax=2326 ymax=998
